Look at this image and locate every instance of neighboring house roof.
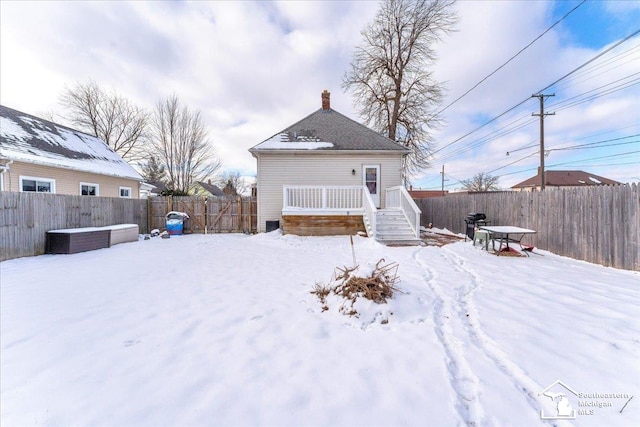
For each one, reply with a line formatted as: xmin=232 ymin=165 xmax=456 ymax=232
xmin=249 ymin=91 xmax=409 ymax=154
xmin=148 ymin=180 xmax=167 ymax=192
xmin=192 ymin=181 xmax=225 ymax=197
xmin=0 ymin=105 xmax=142 ymax=181
xmin=409 ymin=189 xmax=448 ymax=198
xmin=512 ymin=170 xmax=621 ymax=189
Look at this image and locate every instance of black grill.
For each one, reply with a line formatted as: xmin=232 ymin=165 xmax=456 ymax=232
xmin=464 ymin=212 xmax=490 ymax=240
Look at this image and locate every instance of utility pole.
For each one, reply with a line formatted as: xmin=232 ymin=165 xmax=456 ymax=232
xmin=441 ymin=165 xmax=445 ymax=196
xmin=532 ymin=93 xmax=555 ymax=191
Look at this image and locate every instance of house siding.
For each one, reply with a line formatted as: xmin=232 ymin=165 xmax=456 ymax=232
xmin=3 ymin=161 xmax=140 ymax=198
xmin=255 ymin=152 xmax=403 ymax=232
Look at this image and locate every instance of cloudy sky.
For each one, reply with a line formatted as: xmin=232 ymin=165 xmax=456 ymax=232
xmin=1 ymin=0 xmax=639 ymax=189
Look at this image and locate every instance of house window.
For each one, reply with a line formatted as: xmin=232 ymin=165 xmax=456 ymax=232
xmin=20 ymin=176 xmax=55 ymax=193
xmin=119 ymin=187 xmax=132 ymax=198
xmin=80 ymin=182 xmax=99 ymax=196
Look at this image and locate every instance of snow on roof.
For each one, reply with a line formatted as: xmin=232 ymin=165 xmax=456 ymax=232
xmin=257 ymin=132 xmax=334 ymax=150
xmin=250 ymin=108 xmax=408 ymax=153
xmin=0 ymin=105 xmax=142 ymax=181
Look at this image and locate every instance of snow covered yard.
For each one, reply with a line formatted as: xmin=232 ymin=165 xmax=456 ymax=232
xmin=1 ymin=232 xmax=638 ymax=427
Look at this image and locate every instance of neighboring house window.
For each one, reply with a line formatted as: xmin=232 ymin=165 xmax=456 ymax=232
xmin=20 ymin=176 xmax=55 ymax=193
xmin=80 ymin=182 xmax=99 ymax=196
xmin=119 ymin=187 xmax=132 ymax=198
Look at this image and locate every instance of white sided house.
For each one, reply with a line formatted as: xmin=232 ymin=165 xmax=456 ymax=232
xmin=249 ymin=91 xmax=421 ymax=243
xmin=0 ymin=105 xmax=143 ymax=198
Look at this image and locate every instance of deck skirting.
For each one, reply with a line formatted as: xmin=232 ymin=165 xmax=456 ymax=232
xmin=282 ymin=215 xmax=365 ymax=236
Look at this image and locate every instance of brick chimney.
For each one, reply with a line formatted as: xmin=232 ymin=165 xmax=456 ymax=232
xmin=321 ymin=90 xmax=330 ymax=110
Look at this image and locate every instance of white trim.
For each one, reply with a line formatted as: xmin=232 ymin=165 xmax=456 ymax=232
xmin=19 ymin=175 xmax=56 ymax=193
xmin=249 ymin=149 xmax=409 ymax=156
xmin=282 ymin=208 xmax=364 ymax=216
xmin=119 ymin=186 xmax=132 ymax=198
xmin=362 ymin=164 xmax=381 ymax=208
xmin=80 ymin=182 xmax=100 ymax=196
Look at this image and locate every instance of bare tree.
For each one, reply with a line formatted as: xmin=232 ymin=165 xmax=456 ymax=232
xmin=343 ymin=0 xmax=457 ymax=181
xmin=151 ymin=95 xmax=220 ymax=194
xmin=219 ymin=171 xmax=249 ymax=196
xmin=461 ymin=172 xmax=500 ymax=192
xmin=59 ymin=80 xmax=149 ymax=161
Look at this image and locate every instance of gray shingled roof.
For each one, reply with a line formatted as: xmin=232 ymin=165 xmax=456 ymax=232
xmin=512 ymin=170 xmax=621 ymax=188
xmin=194 ymin=181 xmax=225 ymax=196
xmin=250 ymin=108 xmax=409 ymax=153
xmin=0 ymin=104 xmax=142 ymax=180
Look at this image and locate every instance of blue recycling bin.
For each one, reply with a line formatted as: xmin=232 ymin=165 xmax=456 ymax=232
xmin=166 ymin=211 xmax=189 ymax=235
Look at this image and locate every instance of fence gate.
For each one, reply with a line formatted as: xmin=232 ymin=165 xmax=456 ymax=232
xmin=147 ymin=196 xmax=257 ymax=234
xmin=174 ymin=196 xmax=207 ymax=233
xmin=206 ymin=196 xmax=257 ymax=233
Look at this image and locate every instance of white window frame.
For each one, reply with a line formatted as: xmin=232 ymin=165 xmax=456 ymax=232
xmin=80 ymin=182 xmax=100 ymax=196
xmin=119 ymin=186 xmax=132 ymax=198
xmin=19 ymin=175 xmax=56 ymax=193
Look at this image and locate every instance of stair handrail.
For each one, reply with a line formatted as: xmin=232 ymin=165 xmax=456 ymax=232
xmin=385 ymin=186 xmax=421 ymax=238
xmin=361 ymin=186 xmax=377 ymax=237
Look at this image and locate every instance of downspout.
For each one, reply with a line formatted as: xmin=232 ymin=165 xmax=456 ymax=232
xmin=0 ymin=160 xmax=13 ymax=191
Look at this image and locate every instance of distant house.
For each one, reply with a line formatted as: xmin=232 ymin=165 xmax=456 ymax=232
xmin=408 ymin=187 xmax=448 ymax=199
xmin=191 ymin=180 xmax=225 ymax=197
xmin=139 ymin=182 xmax=156 ymax=199
xmin=511 ymin=170 xmax=621 ymax=192
xmin=0 ymin=105 xmax=143 ymax=197
xmin=249 ymin=90 xmax=421 ymax=243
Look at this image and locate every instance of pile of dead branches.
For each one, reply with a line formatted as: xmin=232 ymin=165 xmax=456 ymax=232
xmin=311 ymin=258 xmax=400 ymax=317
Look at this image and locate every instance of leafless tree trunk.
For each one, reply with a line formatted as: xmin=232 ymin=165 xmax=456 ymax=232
xmin=343 ymin=0 xmax=457 ymax=182
xmin=59 ymin=80 xmax=149 ymax=161
xmin=151 ymin=95 xmax=220 ymax=194
xmin=461 ymin=172 xmax=500 ymax=192
xmin=218 ymin=171 xmax=250 ymax=196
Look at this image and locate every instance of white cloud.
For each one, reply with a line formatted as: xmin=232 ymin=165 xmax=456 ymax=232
xmin=1 ymin=0 xmax=637 ymax=187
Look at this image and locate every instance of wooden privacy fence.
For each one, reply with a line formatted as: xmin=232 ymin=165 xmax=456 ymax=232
xmin=0 ymin=192 xmax=147 ymax=261
xmin=415 ymin=184 xmax=640 ymax=271
xmin=1 ymin=193 xmax=257 ymax=261
xmin=148 ymin=196 xmax=257 ymax=234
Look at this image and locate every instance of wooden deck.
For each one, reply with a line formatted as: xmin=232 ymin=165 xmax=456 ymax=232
xmin=282 ymin=215 xmax=365 ymax=236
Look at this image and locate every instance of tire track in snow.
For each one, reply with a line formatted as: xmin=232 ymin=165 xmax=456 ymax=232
xmin=440 ymin=247 xmax=570 ymax=426
xmin=412 ymin=248 xmax=486 ymax=427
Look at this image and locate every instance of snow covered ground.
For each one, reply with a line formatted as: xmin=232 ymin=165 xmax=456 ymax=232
xmin=1 ymin=231 xmax=639 ymax=426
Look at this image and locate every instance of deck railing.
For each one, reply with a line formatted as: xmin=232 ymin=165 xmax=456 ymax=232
xmin=385 ymin=186 xmax=421 ymax=238
xmin=282 ymin=185 xmax=377 ymax=237
xmin=283 ymin=186 xmax=364 ymax=211
xmin=361 ymin=188 xmax=376 ymax=237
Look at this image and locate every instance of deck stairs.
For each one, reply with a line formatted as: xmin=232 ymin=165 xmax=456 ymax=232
xmin=374 ymin=208 xmax=423 ymax=245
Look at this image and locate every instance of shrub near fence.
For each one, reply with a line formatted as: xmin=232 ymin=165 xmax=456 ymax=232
xmin=415 ymin=184 xmax=640 ymax=271
xmin=0 ymin=192 xmax=148 ymax=261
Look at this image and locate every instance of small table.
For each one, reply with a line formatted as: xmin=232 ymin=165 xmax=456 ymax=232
xmin=478 ymin=226 xmax=536 ymax=256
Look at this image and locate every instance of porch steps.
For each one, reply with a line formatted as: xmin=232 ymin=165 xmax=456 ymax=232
xmin=375 ymin=209 xmax=423 ymax=245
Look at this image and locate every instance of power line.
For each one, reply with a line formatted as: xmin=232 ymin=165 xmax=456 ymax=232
xmin=548 ymin=150 xmax=640 ymax=167
xmin=538 ymin=28 xmax=640 ymax=93
xmin=549 ymin=135 xmax=640 ymax=151
xmin=552 ymin=45 xmax=640 ymax=92
xmin=485 ymin=135 xmax=640 ymax=176
xmin=435 ymin=0 xmax=587 ymax=116
xmin=487 ymin=151 xmax=538 ymax=175
xmin=434 ymin=28 xmax=640 ymax=161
